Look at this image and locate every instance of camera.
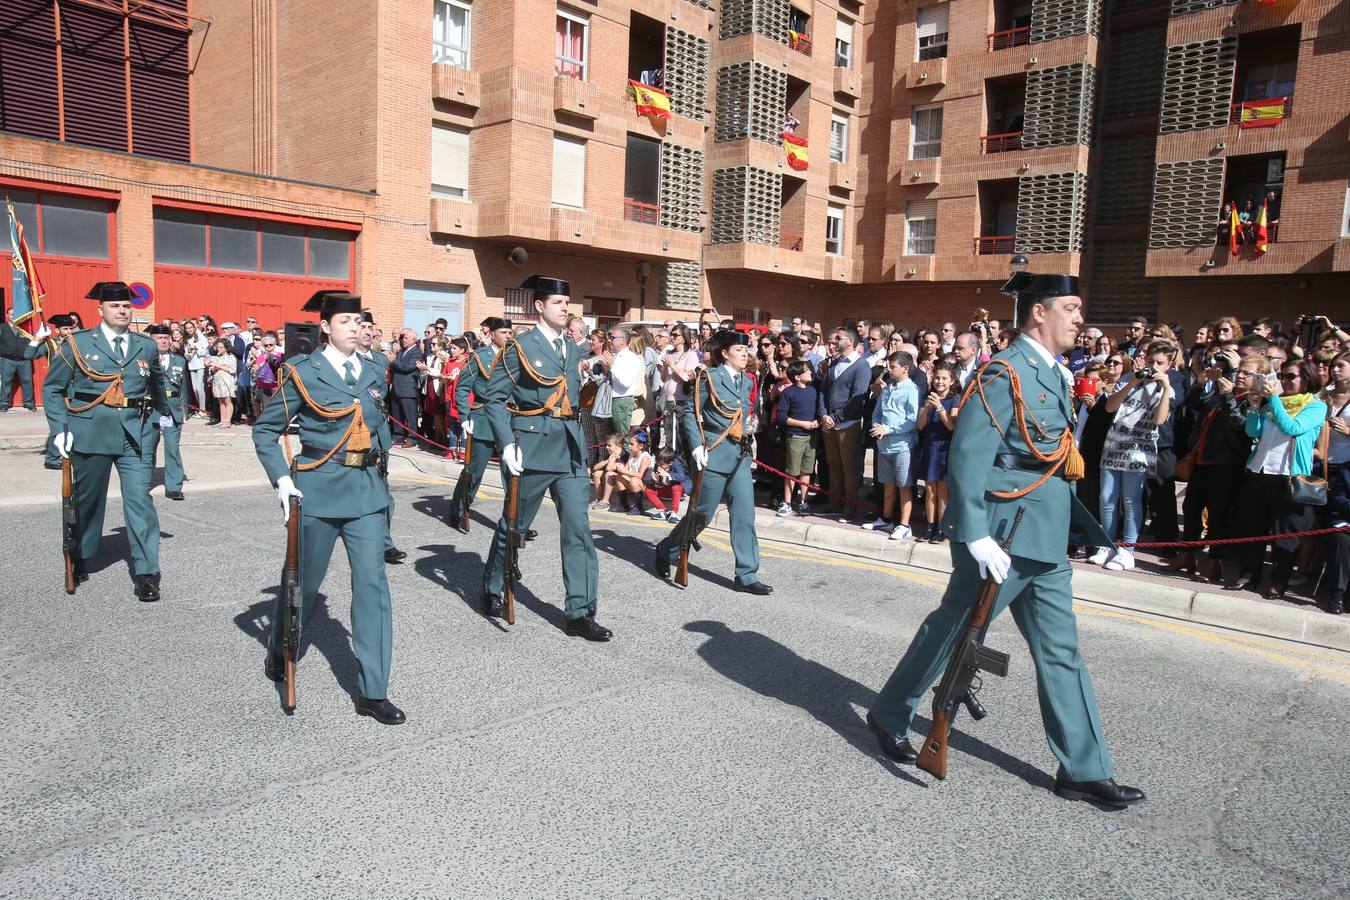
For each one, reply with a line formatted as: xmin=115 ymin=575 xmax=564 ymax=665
xmin=1204 ymin=353 xmax=1233 ymax=376
xmin=1137 ymin=367 xmax=1155 ymax=380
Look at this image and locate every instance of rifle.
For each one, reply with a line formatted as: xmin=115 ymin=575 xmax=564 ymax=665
xmin=61 ymin=450 xmax=78 ymax=595
xmin=674 ymin=467 xmax=706 ymax=588
xmin=458 ymin=433 xmax=473 ymax=532
xmin=917 ymin=506 xmax=1024 ymax=780
xmin=280 ymin=494 xmax=302 ymax=711
xmin=503 ymin=473 xmax=521 ymax=625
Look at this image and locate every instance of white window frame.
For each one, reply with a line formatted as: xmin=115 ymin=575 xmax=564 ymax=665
xmin=555 ymin=7 xmax=590 ymax=81
xmin=916 ymin=5 xmax=949 ymax=62
xmin=905 ymin=201 xmax=937 ymax=256
xmin=830 ymin=113 xmax=849 ymax=164
xmin=433 ymin=0 xmax=471 ymax=68
xmin=431 ymin=123 xmax=470 ymax=199
xmin=834 ymin=18 xmax=854 ymax=69
xmin=552 ymin=134 xmax=587 ymax=209
xmin=825 ymin=203 xmax=845 ymax=255
xmin=1343 ymin=184 xmax=1350 ymax=236
xmin=910 ymin=104 xmax=943 ymax=160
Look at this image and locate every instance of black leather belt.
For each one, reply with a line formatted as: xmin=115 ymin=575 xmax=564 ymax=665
xmin=509 ymin=405 xmax=577 ymax=420
xmin=994 ymin=452 xmax=1058 ymax=474
xmin=74 ymin=392 xmax=151 ymax=409
xmin=300 ymin=443 xmax=386 ymax=469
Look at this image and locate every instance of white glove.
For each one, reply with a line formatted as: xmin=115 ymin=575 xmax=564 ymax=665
xmin=52 ymin=432 xmax=73 ymax=458
xmin=276 ymin=475 xmax=304 ymax=521
xmin=691 ymin=445 xmax=709 ymax=470
xmin=463 ymin=418 xmax=474 ymax=436
xmin=31 ymin=322 xmax=51 ymax=343
xmin=501 ymin=443 xmax=523 ymax=476
xmin=967 ymin=536 xmax=1011 ymax=584
xmin=158 ymin=415 xmax=174 ymax=429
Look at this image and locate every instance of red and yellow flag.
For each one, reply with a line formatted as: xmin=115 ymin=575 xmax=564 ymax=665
xmin=783 ymin=132 xmax=808 ymax=171
xmin=627 ymin=79 xmax=671 ymax=125
xmin=1254 ymin=201 xmax=1269 ymax=255
xmin=1238 ymin=98 xmax=1287 ymax=128
xmin=1228 ymin=204 xmax=1239 ymax=255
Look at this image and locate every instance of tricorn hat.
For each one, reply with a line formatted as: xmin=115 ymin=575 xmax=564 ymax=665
xmin=520 ymin=275 xmax=569 ymax=297
xmin=999 ymin=273 xmax=1080 ymax=327
xmin=712 ymin=328 xmax=751 ymax=347
xmin=48 ymin=314 xmax=75 ymax=328
xmin=145 ymin=324 xmax=171 ymax=336
xmin=85 ymin=282 xmax=133 ymax=303
xmin=301 ymin=289 xmax=363 ymax=320
xmin=360 ymin=310 xmax=376 ymax=324
xmin=481 ymin=316 xmax=512 ymax=331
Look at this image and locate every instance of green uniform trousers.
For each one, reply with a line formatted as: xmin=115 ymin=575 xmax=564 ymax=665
xmin=870 ymin=542 xmax=1113 ymax=782
xmin=449 ymin=437 xmax=495 ymax=520
xmin=151 ymin=423 xmax=185 ymax=492
xmin=271 ymin=510 xmax=393 ymax=701
xmin=71 ymin=436 xmax=161 ymax=575
xmin=384 ymin=490 xmax=396 ymax=553
xmin=657 ymin=457 xmax=761 ymax=587
xmin=482 ymin=470 xmax=598 ymax=619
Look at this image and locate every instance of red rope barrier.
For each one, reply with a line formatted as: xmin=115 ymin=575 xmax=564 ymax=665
xmin=750 ymin=457 xmax=883 ymax=514
xmin=1119 ymin=526 xmax=1350 ymax=550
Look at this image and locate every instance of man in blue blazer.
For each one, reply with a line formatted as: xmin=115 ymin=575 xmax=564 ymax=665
xmin=816 ymin=328 xmax=873 ymax=521
xmin=389 ymin=328 xmax=424 ymax=448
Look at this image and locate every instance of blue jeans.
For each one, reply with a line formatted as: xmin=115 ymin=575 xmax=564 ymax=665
xmin=1099 ymin=468 xmax=1146 ymax=545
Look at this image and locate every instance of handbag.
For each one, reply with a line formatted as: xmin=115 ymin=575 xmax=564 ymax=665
xmin=1285 ymin=423 xmax=1329 ymax=506
xmin=1173 ymin=406 xmax=1216 ymax=483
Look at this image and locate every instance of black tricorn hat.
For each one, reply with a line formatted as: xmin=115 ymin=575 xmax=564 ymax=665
xmin=145 ymin=324 xmax=171 ymax=336
xmin=301 ymin=289 xmax=363 ymax=319
xmin=481 ymin=316 xmax=512 ymax=331
xmin=1000 ymin=273 xmax=1080 ymax=327
xmin=520 ymin=275 xmax=569 ymax=297
xmin=712 ymin=328 xmax=751 ymax=347
xmin=48 ymin=314 xmax=75 ymax=328
xmin=360 ymin=310 xmax=376 ymax=324
xmin=86 ymin=281 xmax=133 ymax=303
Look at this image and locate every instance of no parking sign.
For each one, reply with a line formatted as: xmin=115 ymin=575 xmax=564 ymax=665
xmin=128 ymin=282 xmax=153 ymax=309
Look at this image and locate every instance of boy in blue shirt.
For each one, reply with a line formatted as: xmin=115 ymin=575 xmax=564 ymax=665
xmin=866 ymin=351 xmax=920 ymax=539
xmin=774 ymin=359 xmax=820 ymax=516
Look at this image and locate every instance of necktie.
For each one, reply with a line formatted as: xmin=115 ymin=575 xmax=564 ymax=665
xmin=553 ymin=337 xmax=564 ymax=361
xmin=343 ymin=360 xmax=357 ymax=388
xmin=732 ymin=374 xmax=741 ymax=392
xmin=114 ymin=336 xmax=125 ymax=362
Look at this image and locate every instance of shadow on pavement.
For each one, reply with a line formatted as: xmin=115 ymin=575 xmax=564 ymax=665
xmin=233 ymin=589 xmax=362 ymax=702
xmin=414 ymin=542 xmax=508 ymax=633
xmin=591 ymin=529 xmax=740 ymax=591
xmin=410 ymin=493 xmax=498 ymax=532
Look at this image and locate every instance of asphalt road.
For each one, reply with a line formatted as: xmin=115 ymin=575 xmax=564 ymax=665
xmin=1 ymin=464 xmax=1347 ymax=898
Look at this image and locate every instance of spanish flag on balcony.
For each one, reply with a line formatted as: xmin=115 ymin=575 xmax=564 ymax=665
xmin=1254 ymin=201 xmax=1270 ymax=255
xmin=783 ymin=132 xmax=808 ymax=171
xmin=627 ymin=79 xmax=671 ymax=127
xmin=1238 ymin=98 xmax=1287 ymax=128
xmin=1229 ymin=204 xmax=1240 ymax=255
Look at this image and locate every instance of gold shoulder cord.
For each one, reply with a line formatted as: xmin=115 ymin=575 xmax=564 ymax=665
xmin=62 ymin=342 xmax=127 ymax=412
xmin=277 ymin=363 xmax=373 ymax=471
xmin=959 ymin=358 xmax=1084 ymax=499
xmin=510 ymin=343 xmax=574 ymax=418
xmin=468 ymin=347 xmax=500 ymax=411
xmin=692 ymin=367 xmax=744 ymax=452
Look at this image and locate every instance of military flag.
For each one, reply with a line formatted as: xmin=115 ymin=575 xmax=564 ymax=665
xmin=6 ymin=198 xmax=46 ymax=340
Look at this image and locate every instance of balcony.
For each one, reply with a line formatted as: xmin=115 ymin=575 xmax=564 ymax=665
xmin=789 ymin=31 xmax=812 ymax=56
xmin=988 ymin=26 xmax=1030 ymax=52
xmin=981 ymin=132 xmax=1023 ymax=154
xmin=623 ymin=199 xmax=660 ymax=226
xmin=905 ymin=57 xmax=947 ymax=88
xmin=554 ymin=75 xmax=597 ymax=119
xmin=898 ymin=158 xmax=941 ymax=185
xmin=1231 ymin=96 xmax=1292 ymax=129
xmin=833 ymin=67 xmax=860 ymax=98
xmin=432 ymin=63 xmax=481 ymax=107
xmin=974 ymin=235 xmax=1017 ymax=255
xmin=779 ymin=229 xmax=804 ymax=251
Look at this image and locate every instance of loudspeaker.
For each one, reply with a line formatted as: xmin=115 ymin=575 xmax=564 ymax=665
xmin=284 ymin=321 xmax=320 ymax=359
xmin=506 ymin=247 xmax=528 ymax=267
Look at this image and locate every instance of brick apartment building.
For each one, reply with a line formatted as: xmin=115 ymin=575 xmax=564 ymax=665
xmin=1 ymin=0 xmax=1347 ymax=342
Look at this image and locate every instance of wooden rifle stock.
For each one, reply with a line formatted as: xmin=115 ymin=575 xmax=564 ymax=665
xmin=61 ymin=457 xmax=77 ymax=595
xmin=459 ymin=434 xmax=473 ymax=532
xmin=504 ymin=474 xmax=520 ymax=625
xmin=281 ymin=496 xmax=302 ymax=711
xmin=675 ymin=468 xmax=704 ymax=588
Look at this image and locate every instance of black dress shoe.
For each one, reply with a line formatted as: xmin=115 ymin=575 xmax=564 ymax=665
xmin=447 ymin=515 xmax=470 ymax=535
xmin=1262 ymin=582 xmax=1287 ymax=600
xmin=134 ymin=573 xmax=161 ymax=603
xmin=384 ymin=547 xmax=408 ymax=564
xmin=165 ymin=490 xmax=185 ymax=501
xmin=1054 ymin=776 xmax=1146 ymax=808
xmin=654 ymin=548 xmax=671 ymax=581
xmin=1326 ymin=595 xmax=1344 ymax=615
xmin=524 ymin=529 xmax=538 ymax=541
xmin=44 ymin=460 xmax=61 ymax=470
xmin=480 ymin=590 xmax=504 ymax=618
xmin=72 ymin=558 xmax=89 ymax=584
xmin=564 ymin=616 xmax=613 ymax=641
xmin=866 ymin=712 xmax=918 ymax=764
xmin=264 ymin=649 xmax=285 ymax=683
xmin=356 ymin=697 xmax=406 ymax=725
xmin=734 ymin=581 xmax=774 ymax=595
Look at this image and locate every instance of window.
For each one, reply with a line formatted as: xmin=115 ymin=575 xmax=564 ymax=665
xmin=308 ymin=229 xmax=352 ymax=279
xmin=555 ymin=8 xmax=589 ymax=80
xmin=624 ymin=134 xmax=660 ymax=223
xmin=36 ymin=194 xmax=110 ymax=259
xmin=151 ymin=207 xmax=353 ymax=278
xmin=552 ymin=134 xmax=587 ymax=208
xmin=826 ymin=203 xmax=845 ymax=255
xmin=910 ymin=105 xmax=943 ymax=159
xmin=404 ymin=281 xmax=466 ymax=335
xmin=905 ymin=200 xmax=937 ymax=255
xmin=260 ymin=222 xmax=306 ymax=275
xmin=1243 ymin=61 xmax=1296 ymax=101
xmin=433 ymin=0 xmax=471 ymax=68
xmin=830 ymin=113 xmax=849 ymax=163
xmin=834 ymin=18 xmax=854 ymax=69
xmin=917 ymin=5 xmax=949 ymax=61
xmin=431 ymin=123 xmax=470 ymax=198
xmin=208 ymin=215 xmax=258 ymax=271
xmin=153 ymin=208 xmax=207 ymax=267
xmin=1344 ymin=185 xmax=1350 ymax=236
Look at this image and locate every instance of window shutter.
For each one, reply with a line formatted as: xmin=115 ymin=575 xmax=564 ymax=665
xmin=552 ymin=135 xmax=587 ymax=208
xmin=916 ymin=5 xmax=949 ymax=40
xmin=907 ymin=199 xmax=938 ymax=219
xmin=432 ymin=124 xmax=470 ymax=196
xmin=835 ymin=18 xmax=853 ymax=44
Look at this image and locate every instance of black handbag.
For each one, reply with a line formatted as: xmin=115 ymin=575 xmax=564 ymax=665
xmin=1286 ymin=425 xmax=1329 ymax=506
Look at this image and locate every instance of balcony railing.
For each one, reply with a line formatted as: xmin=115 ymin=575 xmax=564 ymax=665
xmin=1219 ymin=219 xmax=1280 ymax=247
xmin=623 ymin=199 xmax=660 ymax=226
xmin=980 ymin=132 xmax=1023 ymax=154
xmin=987 ymin=26 xmax=1030 ymax=52
xmin=778 ymin=229 xmax=804 ymax=251
xmin=974 ymin=235 xmax=1016 ymax=255
xmin=1231 ymin=95 xmax=1292 ymax=128
xmin=789 ymin=31 xmax=812 ymax=55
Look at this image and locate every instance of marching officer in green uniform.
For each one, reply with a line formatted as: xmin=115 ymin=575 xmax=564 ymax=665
xmin=654 ymin=329 xmax=773 ymax=595
xmin=865 ymin=273 xmax=1144 ymax=808
xmin=145 ymin=325 xmax=188 ymax=501
xmin=252 ymin=291 xmax=405 ymax=725
xmin=479 ymin=276 xmax=610 ymax=641
xmin=357 ymin=309 xmax=407 ymax=564
xmin=42 ymin=282 xmax=171 ymax=602
xmin=26 ymin=313 xmax=78 ymax=470
xmin=447 ymin=316 xmax=513 ymax=533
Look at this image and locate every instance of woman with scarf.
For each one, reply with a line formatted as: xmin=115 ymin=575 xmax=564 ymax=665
xmin=1231 ymin=359 xmax=1327 ymax=598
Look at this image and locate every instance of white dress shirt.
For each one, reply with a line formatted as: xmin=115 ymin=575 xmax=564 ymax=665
xmin=322 ymin=343 xmax=361 ymax=381
xmin=100 ymin=322 xmax=130 ymax=357
xmin=1019 ymin=333 xmax=1073 ymax=387
xmin=610 ymin=346 xmax=645 ymax=397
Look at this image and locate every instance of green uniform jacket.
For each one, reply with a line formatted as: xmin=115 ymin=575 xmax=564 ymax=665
xmin=482 ymin=327 xmax=585 ymax=474
xmin=251 ymin=352 xmax=394 ymax=519
xmin=43 ymin=328 xmax=170 ymax=454
xmin=455 ymin=345 xmax=499 ymax=442
xmin=683 ymin=366 xmax=754 ymax=474
xmin=942 ymin=336 xmax=1111 ymax=564
xmin=159 ymin=352 xmax=189 ymax=425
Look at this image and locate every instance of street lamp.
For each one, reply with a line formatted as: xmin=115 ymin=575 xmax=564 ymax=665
xmin=636 ymin=260 xmax=652 ymax=321
xmin=1009 ymin=253 xmax=1029 ymax=275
